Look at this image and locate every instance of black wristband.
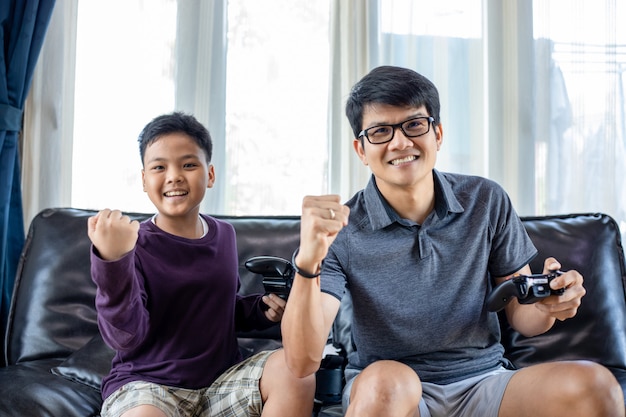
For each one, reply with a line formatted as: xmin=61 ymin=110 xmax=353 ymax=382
xmin=291 ymin=247 xmax=321 ymax=278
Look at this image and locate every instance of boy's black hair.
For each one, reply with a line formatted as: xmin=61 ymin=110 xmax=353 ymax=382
xmin=138 ymin=112 xmax=213 ymax=165
xmin=345 ymin=66 xmax=441 ymax=138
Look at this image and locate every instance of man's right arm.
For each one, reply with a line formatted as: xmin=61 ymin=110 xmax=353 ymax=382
xmin=281 ymin=195 xmax=349 ymax=377
xmin=281 ymin=275 xmax=341 ymax=377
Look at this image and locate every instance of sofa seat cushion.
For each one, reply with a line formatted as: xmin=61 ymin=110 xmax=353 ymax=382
xmin=50 ymin=333 xmax=115 ymax=390
xmin=0 ymin=358 xmax=102 ymax=417
xmin=608 ymin=367 xmax=626 ymax=394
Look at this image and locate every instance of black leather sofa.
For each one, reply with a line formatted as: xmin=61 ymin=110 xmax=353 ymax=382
xmin=1 ymin=208 xmax=626 ymax=416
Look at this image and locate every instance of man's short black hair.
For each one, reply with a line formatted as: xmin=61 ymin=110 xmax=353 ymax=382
xmin=345 ymin=66 xmax=441 ymax=138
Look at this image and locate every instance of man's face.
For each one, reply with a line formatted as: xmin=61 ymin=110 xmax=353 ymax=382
xmin=353 ymin=103 xmax=443 ymax=194
xmin=142 ymin=132 xmax=214 ymax=220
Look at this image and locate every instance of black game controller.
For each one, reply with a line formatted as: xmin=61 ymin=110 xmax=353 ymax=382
xmin=487 ymin=271 xmax=566 ymax=312
xmin=244 ymin=256 xmax=294 ymax=300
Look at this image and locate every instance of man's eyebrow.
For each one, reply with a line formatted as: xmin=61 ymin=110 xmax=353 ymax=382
xmin=365 ymin=112 xmax=428 ymax=128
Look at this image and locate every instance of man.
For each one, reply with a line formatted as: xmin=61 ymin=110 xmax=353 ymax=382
xmin=281 ymin=66 xmax=624 ymax=417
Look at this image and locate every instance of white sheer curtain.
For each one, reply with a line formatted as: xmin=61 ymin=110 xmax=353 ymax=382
xmin=174 ymin=0 xmax=227 ymax=215
xmin=22 ymin=0 xmax=227 ymax=224
xmin=328 ymin=0 xmax=537 ymax=210
xmin=533 ymin=0 xmax=626 ymax=231
xmin=351 ymin=0 xmax=536 ymax=212
xmin=21 ymin=0 xmax=626 ymax=238
xmin=327 ymin=0 xmax=378 ymax=199
xmin=22 ymin=0 xmax=77 ymax=225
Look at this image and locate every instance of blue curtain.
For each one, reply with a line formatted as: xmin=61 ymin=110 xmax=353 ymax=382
xmin=1 ymin=0 xmax=55 ymax=364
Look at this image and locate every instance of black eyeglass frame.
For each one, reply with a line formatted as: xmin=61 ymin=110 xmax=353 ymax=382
xmin=358 ymin=116 xmax=435 ymax=144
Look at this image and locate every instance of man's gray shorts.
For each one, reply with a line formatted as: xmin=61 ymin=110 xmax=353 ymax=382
xmin=342 ymin=366 xmax=516 ymax=417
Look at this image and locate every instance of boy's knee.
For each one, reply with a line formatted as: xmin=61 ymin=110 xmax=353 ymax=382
xmin=261 ymin=350 xmax=316 ymax=397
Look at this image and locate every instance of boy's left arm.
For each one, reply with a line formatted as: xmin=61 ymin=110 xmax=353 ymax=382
xmin=234 ymin=293 xmax=282 ymax=331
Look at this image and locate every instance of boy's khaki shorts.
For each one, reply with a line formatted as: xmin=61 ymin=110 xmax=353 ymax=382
xmin=101 ymin=350 xmax=273 ymax=417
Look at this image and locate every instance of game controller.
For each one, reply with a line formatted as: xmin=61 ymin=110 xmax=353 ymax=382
xmin=487 ymin=270 xmax=566 ymax=312
xmin=244 ymin=255 xmax=294 ymax=300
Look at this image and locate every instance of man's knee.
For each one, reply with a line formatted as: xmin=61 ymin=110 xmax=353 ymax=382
xmin=506 ymin=361 xmax=624 ymax=417
xmin=350 ymin=361 xmax=421 ymax=409
xmin=563 ymin=361 xmax=624 ymax=411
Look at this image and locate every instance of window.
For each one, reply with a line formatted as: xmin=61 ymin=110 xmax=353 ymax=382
xmin=61 ymin=0 xmax=626 ymax=237
xmin=71 ymin=0 xmax=329 ymax=215
xmin=72 ymin=0 xmax=177 ymax=213
xmin=379 ymin=0 xmax=486 ymax=177
xmin=225 ymin=0 xmax=329 ymax=214
xmin=379 ymin=0 xmax=626 ymax=236
xmin=532 ymin=0 xmax=626 ymax=228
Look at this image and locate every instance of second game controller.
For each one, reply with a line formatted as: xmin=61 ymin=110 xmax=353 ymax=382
xmin=244 ymin=255 xmax=294 ymax=300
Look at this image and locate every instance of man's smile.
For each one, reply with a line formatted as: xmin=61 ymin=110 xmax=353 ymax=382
xmin=389 ymin=155 xmax=418 ymax=166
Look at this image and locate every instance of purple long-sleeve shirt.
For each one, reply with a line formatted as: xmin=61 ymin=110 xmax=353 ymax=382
xmin=91 ymin=214 xmax=273 ymax=400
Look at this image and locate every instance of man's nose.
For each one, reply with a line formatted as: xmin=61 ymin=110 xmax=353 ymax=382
xmin=388 ymin=126 xmax=413 ymax=148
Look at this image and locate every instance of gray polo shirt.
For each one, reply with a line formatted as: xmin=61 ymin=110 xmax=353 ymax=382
xmin=321 ymin=170 xmax=537 ymax=384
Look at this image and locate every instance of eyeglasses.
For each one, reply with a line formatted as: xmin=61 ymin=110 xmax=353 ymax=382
xmin=358 ymin=116 xmax=435 ymax=144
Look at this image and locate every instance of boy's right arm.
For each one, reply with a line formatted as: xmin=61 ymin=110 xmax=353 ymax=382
xmin=281 ymin=195 xmax=348 ymax=377
xmin=88 ymin=209 xmax=147 ymax=351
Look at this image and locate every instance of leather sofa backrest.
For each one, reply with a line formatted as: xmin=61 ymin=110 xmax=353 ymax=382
xmin=6 ymin=208 xmax=101 ymax=364
xmin=4 ymin=208 xmax=300 ymax=365
xmin=502 ymin=213 xmax=626 ymax=368
xmin=6 ymin=209 xmax=626 ymax=380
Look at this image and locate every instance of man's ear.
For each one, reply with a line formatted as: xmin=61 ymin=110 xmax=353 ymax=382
xmin=207 ymin=164 xmax=216 ymax=188
xmin=353 ymin=138 xmax=368 ymax=166
xmin=435 ymin=123 xmax=443 ymax=150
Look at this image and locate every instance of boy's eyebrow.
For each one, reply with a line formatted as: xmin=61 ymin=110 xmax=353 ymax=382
xmin=145 ymin=154 xmax=202 ymax=164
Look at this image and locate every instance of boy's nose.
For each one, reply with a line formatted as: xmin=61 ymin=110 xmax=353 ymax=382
xmin=166 ymin=169 xmax=184 ymax=183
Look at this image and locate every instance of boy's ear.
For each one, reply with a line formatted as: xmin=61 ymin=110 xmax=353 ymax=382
xmin=141 ymin=169 xmax=146 ymax=191
xmin=207 ymin=164 xmax=216 ymax=188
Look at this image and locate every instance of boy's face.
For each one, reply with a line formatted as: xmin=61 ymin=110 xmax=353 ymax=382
xmin=141 ymin=132 xmax=214 ymax=220
xmin=353 ymin=103 xmax=442 ymax=195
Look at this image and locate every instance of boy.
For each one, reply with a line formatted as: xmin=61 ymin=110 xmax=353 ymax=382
xmin=88 ymin=112 xmax=314 ymax=417
xmin=281 ymin=66 xmax=624 ymax=416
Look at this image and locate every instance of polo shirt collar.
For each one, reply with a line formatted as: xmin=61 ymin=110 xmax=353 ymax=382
xmin=433 ymin=169 xmax=464 ymax=217
xmin=364 ymin=170 xmax=464 ymax=230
